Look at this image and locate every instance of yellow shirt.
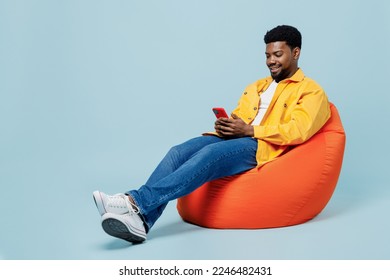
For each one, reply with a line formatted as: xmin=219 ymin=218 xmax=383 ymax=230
xmin=232 ymin=68 xmax=331 ymax=167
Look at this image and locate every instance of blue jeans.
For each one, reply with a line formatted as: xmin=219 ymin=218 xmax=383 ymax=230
xmin=127 ymin=135 xmax=258 ymax=231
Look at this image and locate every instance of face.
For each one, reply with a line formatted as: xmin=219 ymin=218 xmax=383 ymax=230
xmin=265 ymin=41 xmax=300 ymax=82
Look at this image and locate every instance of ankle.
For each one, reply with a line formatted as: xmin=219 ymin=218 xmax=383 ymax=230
xmin=126 ymin=195 xmax=148 ymax=233
xmin=126 ymin=195 xmax=139 ymax=211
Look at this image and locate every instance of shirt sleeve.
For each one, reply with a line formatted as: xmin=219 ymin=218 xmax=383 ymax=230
xmin=253 ymin=88 xmax=331 ymax=146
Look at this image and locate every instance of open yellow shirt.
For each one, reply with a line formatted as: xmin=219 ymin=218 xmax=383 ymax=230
xmin=224 ymin=68 xmax=330 ymax=167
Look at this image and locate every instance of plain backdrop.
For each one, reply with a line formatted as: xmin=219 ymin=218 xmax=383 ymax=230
xmin=1 ymin=0 xmax=389 ymax=259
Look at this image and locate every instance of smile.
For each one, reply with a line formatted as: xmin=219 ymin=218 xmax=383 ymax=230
xmin=269 ymin=66 xmax=280 ymax=73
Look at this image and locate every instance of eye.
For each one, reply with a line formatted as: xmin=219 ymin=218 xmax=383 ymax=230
xmin=275 ymin=52 xmax=283 ymax=58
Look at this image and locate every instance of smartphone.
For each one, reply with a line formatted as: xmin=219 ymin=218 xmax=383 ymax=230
xmin=212 ymin=107 xmax=229 ymax=119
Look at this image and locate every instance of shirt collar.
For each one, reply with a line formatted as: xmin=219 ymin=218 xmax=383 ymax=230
xmin=264 ymin=68 xmax=305 ymax=84
xmin=285 ymin=68 xmax=304 ymax=82
xmin=257 ymin=68 xmax=305 ymax=93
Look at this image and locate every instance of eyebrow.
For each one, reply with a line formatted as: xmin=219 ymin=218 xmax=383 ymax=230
xmin=265 ymin=50 xmax=284 ymax=55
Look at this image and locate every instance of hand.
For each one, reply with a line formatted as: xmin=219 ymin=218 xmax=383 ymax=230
xmin=214 ymin=114 xmax=254 ymax=138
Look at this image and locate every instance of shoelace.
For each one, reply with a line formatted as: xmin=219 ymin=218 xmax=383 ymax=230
xmin=123 ymin=195 xmax=141 ymax=214
xmin=109 ymin=193 xmax=140 ymax=214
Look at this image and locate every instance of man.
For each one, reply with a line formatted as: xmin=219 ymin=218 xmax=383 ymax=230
xmin=93 ymin=25 xmax=330 ymax=243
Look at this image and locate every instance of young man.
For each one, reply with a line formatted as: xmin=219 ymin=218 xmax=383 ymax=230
xmin=93 ymin=25 xmax=330 ymax=243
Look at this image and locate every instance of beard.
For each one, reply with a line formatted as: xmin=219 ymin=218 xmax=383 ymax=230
xmin=270 ymin=67 xmax=289 ymax=83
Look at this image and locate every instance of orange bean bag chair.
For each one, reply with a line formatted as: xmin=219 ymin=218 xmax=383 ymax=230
xmin=177 ymin=103 xmax=346 ymax=229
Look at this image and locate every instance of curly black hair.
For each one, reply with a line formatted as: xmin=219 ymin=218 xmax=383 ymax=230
xmin=264 ymin=25 xmax=302 ymax=49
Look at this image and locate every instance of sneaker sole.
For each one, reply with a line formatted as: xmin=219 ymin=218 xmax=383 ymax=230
xmin=102 ymin=218 xmax=146 ymax=243
xmin=93 ymin=191 xmax=106 ymax=216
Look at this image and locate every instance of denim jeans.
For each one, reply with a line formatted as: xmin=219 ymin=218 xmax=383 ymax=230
xmin=127 ymin=135 xmax=258 ymax=231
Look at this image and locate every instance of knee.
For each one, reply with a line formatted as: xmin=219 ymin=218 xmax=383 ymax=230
xmin=165 ymin=144 xmax=186 ymax=164
xmin=168 ymin=144 xmax=184 ymax=157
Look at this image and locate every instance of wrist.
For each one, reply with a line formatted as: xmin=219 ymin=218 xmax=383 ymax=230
xmin=246 ymin=125 xmax=254 ymax=137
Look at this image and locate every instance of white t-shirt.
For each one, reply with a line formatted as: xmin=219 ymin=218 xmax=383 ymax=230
xmin=251 ymin=80 xmax=278 ymax=126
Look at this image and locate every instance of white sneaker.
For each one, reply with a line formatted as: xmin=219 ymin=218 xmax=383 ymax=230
xmin=93 ymin=191 xmax=132 ymax=216
xmin=102 ymin=212 xmax=147 ymax=243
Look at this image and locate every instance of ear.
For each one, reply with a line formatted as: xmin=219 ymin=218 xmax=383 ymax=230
xmin=293 ymin=47 xmax=301 ymax=60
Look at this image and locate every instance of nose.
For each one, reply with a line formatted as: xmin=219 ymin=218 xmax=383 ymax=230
xmin=267 ymin=56 xmax=275 ymax=66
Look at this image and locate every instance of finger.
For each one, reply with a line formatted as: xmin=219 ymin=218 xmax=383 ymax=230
xmin=216 ymin=118 xmax=229 ymax=125
xmin=218 ymin=118 xmax=234 ymax=125
xmin=215 ymin=118 xmax=225 ymax=125
xmin=220 ymin=125 xmax=234 ymax=132
xmin=215 ymin=124 xmax=225 ymax=132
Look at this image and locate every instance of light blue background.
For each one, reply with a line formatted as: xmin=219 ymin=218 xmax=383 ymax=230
xmin=1 ymin=0 xmax=389 ymax=259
